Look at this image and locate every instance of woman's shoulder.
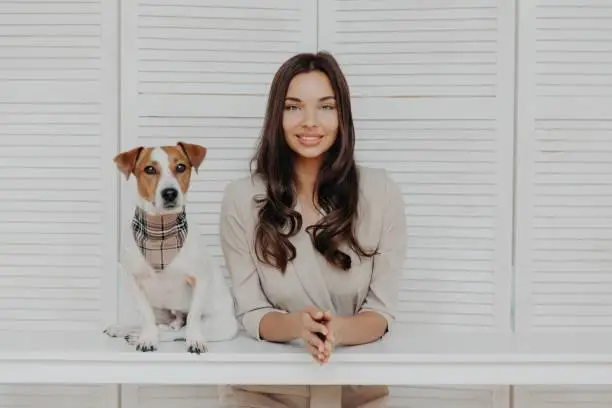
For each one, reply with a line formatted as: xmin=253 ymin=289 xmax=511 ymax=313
xmin=221 ymin=173 xmax=266 ymax=214
xmin=224 ymin=173 xmax=265 ymax=195
xmin=357 ymin=165 xmax=402 ymax=202
xmin=357 ymin=165 xmax=387 ymax=185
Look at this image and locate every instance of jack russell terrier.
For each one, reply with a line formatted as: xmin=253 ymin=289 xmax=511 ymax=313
xmin=104 ymin=142 xmax=238 ymax=353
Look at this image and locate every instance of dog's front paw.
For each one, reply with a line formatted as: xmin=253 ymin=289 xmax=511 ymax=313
xmin=134 ymin=328 xmax=158 ymax=352
xmin=185 ymin=331 xmax=207 ymax=354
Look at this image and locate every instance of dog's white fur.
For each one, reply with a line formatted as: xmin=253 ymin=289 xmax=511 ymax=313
xmin=104 ymin=145 xmax=239 ymax=353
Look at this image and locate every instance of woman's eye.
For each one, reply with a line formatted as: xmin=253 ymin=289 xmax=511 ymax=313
xmin=320 ymin=105 xmax=335 ymax=110
xmin=176 ymin=164 xmax=186 ymax=173
xmin=285 ymin=105 xmax=299 ymax=111
xmin=144 ymin=166 xmax=156 ymax=175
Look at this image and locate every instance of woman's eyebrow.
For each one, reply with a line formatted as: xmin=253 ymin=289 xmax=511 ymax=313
xmin=284 ymin=96 xmax=336 ymax=102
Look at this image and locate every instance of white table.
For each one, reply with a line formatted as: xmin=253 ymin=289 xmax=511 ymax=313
xmin=1 ymin=323 xmax=611 ymax=385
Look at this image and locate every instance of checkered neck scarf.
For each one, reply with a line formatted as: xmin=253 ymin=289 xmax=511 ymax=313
xmin=131 ymin=207 xmax=188 ymax=272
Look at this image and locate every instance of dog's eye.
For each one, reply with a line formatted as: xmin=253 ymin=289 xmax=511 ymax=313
xmin=144 ymin=166 xmax=156 ymax=175
xmin=176 ymin=164 xmax=186 ymax=173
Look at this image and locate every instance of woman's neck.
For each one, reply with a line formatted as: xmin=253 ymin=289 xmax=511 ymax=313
xmin=294 ymin=157 xmax=321 ymax=203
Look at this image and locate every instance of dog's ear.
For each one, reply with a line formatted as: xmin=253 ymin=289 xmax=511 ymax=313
xmin=114 ymin=146 xmax=143 ymax=180
xmin=177 ymin=142 xmax=207 ymax=173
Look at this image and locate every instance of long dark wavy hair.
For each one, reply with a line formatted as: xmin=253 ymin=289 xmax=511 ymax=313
xmin=250 ymin=51 xmax=377 ymax=273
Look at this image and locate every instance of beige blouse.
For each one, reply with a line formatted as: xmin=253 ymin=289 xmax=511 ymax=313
xmin=219 ymin=165 xmax=407 ymax=340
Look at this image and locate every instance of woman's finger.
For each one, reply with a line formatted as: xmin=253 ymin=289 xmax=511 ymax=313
xmin=303 ymin=307 xmax=324 ymax=321
xmin=304 ymin=331 xmax=325 ymax=353
xmin=318 ymin=311 xmax=335 ymax=341
xmin=304 ymin=318 xmax=328 ymax=339
xmin=324 ymin=339 xmax=333 ymax=353
xmin=306 ymin=343 xmax=326 ymax=363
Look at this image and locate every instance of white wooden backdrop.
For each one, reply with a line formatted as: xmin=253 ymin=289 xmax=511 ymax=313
xmin=0 ymin=0 xmax=610 ymax=407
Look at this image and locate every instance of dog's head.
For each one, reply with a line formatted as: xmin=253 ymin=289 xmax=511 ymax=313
xmin=114 ymin=142 xmax=207 ymax=215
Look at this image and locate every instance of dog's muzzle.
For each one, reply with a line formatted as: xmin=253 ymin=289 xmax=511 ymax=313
xmin=161 ymin=187 xmax=179 ymax=208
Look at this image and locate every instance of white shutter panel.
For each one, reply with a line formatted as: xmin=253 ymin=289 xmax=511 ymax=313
xmin=120 ymin=1 xmax=316 ymax=407
xmin=0 ymin=385 xmax=116 ymax=408
xmin=123 ymin=386 xmax=221 ymax=408
xmin=0 ymin=0 xmax=119 ymax=407
xmin=0 ymin=0 xmax=118 ymax=333
xmin=318 ymin=1 xmax=514 ymax=406
xmin=318 ymin=0 xmax=515 ymax=332
xmin=389 ymin=386 xmax=509 ymax=408
xmin=514 ymin=386 xmax=612 ymax=408
xmin=515 ymin=0 xmax=612 ymax=332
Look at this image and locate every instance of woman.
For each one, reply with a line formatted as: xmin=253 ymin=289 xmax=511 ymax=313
xmin=218 ymin=51 xmax=407 ymax=408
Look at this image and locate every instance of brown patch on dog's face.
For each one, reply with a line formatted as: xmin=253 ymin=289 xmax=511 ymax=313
xmin=162 ymin=146 xmax=193 ymax=194
xmin=114 ymin=146 xmax=160 ymax=203
xmin=177 ymin=142 xmax=207 ymax=173
xmin=161 ymin=142 xmax=207 ymax=194
xmin=114 ymin=146 xmax=143 ymax=180
xmin=132 ymin=147 xmax=159 ymax=203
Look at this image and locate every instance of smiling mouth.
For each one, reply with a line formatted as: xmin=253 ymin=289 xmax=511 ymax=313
xmin=297 ymin=134 xmax=324 ymax=140
xmin=296 ymin=134 xmax=324 ymax=146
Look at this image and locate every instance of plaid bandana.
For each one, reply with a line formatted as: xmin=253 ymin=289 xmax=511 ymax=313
xmin=131 ymin=207 xmax=188 ymax=272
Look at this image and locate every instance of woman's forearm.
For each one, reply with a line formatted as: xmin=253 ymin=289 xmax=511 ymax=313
xmin=258 ymin=311 xmax=300 ymax=342
xmin=333 ymin=311 xmax=388 ymax=346
xmin=258 ymin=309 xmax=388 ymax=348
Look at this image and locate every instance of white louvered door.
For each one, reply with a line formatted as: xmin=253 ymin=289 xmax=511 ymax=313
xmin=0 ymin=0 xmax=119 ymax=407
xmin=0 ymin=0 xmax=118 ymax=332
xmin=119 ymin=1 xmax=317 ymax=407
xmin=318 ymin=0 xmax=514 ymax=407
xmin=514 ymin=0 xmax=612 ymax=405
xmin=515 ymin=0 xmax=612 ymax=333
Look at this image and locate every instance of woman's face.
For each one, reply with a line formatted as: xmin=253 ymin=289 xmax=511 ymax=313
xmin=282 ymin=70 xmax=339 ymax=162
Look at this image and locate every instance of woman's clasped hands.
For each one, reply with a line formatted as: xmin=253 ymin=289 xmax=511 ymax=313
xmin=293 ymin=306 xmax=339 ymax=364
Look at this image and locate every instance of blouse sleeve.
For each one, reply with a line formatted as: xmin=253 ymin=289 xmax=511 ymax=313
xmin=219 ymin=181 xmax=287 ymax=340
xmin=358 ymin=172 xmax=407 ymax=334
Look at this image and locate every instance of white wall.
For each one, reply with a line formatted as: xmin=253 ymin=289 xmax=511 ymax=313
xmin=1 ymin=0 xmax=611 ymax=407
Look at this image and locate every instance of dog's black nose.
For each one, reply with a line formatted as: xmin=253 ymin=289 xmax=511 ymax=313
xmin=161 ymin=188 xmax=178 ymax=202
